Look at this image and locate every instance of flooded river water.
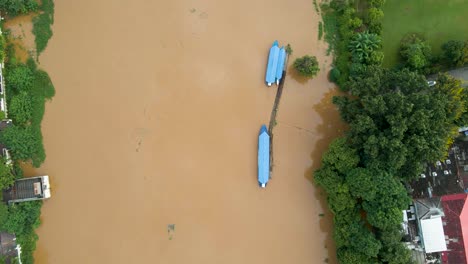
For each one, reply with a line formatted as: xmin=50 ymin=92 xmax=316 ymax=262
xmin=13 ymin=0 xmax=345 ymax=263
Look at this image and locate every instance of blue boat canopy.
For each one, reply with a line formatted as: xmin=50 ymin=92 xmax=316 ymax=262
xmin=275 ymin=47 xmax=286 ymax=84
xmin=265 ymin=41 xmax=279 ymax=86
xmin=258 ymin=125 xmax=270 ymax=188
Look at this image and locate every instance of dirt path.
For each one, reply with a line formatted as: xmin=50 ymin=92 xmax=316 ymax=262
xmin=10 ymin=0 xmax=346 ymax=263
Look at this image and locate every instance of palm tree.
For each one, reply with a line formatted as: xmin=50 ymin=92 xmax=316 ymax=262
xmin=349 ymin=32 xmax=381 ymax=62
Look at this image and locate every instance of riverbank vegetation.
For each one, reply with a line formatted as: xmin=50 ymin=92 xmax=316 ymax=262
xmin=32 ymin=0 xmax=54 ymax=55
xmin=0 ymin=2 xmax=55 ymax=263
xmin=318 ymin=0 xmax=468 ymax=263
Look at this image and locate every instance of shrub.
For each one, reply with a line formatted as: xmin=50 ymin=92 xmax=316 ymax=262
xmin=285 ymin=44 xmax=293 ymax=55
xmin=293 ymin=55 xmax=320 ymax=78
xmin=0 ymin=158 xmax=15 ymax=191
xmin=366 ymin=8 xmax=384 ymax=34
xmin=0 ymin=125 xmax=46 ymax=167
xmin=368 ymin=0 xmax=386 ymax=8
xmin=330 ymin=67 xmax=341 ymax=83
xmin=368 ymin=50 xmax=384 ymax=65
xmin=442 ymin=40 xmax=468 ymax=67
xmin=5 ymin=64 xmax=34 ymax=93
xmin=0 ymin=35 xmax=5 ymax=62
xmin=9 ymin=91 xmax=33 ymax=126
xmin=0 ymin=0 xmax=38 ymax=17
xmin=400 ymin=34 xmax=432 ymax=70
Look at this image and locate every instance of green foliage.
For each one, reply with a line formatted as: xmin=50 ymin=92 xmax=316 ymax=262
xmin=442 ymin=40 xmax=468 ymax=67
xmin=293 ymin=55 xmax=320 ymax=78
xmin=9 ymin=91 xmax=33 ymax=126
xmin=378 ymin=228 xmax=414 ymax=264
xmin=366 ymin=7 xmax=384 ymax=34
xmin=400 ymin=34 xmax=432 ymax=70
xmin=0 ymin=34 xmax=5 ymax=62
xmin=2 ymin=201 xmax=41 ymax=236
xmin=285 ymin=44 xmax=293 ymax=55
xmin=5 ymin=64 xmax=34 ymax=93
xmin=32 ymin=0 xmax=55 ymax=55
xmin=0 ymin=202 xmax=9 ymax=228
xmin=321 ymin=137 xmax=359 ymax=174
xmin=329 ymin=67 xmax=341 ymax=83
xmin=381 ymin=0 xmax=468 ymax=67
xmin=336 ymin=67 xmax=464 ymax=178
xmin=0 ymin=0 xmax=38 ymax=17
xmin=348 ymin=32 xmax=381 ymax=64
xmin=1 ymin=201 xmax=42 ymax=264
xmin=313 ymin=0 xmax=319 ymax=13
xmin=318 ymin=22 xmax=323 ymax=40
xmin=362 ymin=173 xmax=411 ymax=229
xmin=368 ymin=50 xmax=384 ymax=65
xmin=0 ymin=158 xmax=15 ymax=190
xmin=337 ymin=248 xmax=374 ymax=264
xmin=3 ymin=59 xmax=55 ymax=167
xmin=316 ymin=65 xmax=465 ymax=263
xmin=368 ymin=0 xmax=386 ymax=8
xmin=0 ymin=125 xmax=46 ymax=167
xmin=346 ymin=168 xmax=378 ymax=201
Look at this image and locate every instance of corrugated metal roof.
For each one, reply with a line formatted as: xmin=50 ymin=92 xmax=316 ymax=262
xmin=258 ymin=125 xmax=270 ymax=186
xmin=275 ymin=47 xmax=286 ymax=83
xmin=265 ymin=41 xmax=279 ymax=85
xmin=421 ymin=217 xmax=447 ymax=253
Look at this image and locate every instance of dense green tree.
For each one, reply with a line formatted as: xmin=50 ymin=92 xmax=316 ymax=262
xmin=377 ymin=227 xmax=414 ymax=264
xmin=442 ymin=40 xmax=468 ymax=67
xmin=2 ymin=201 xmax=42 ymax=236
xmin=400 ymin=34 xmax=432 ymax=70
xmin=9 ymin=91 xmax=33 ymax=126
xmin=319 ymin=137 xmax=359 ymax=175
xmin=0 ymin=125 xmax=46 ymax=167
xmin=346 ymin=168 xmax=378 ymax=201
xmin=5 ymin=64 xmax=34 ymax=93
xmin=362 ymin=171 xmax=411 ymax=230
xmin=337 ymin=248 xmax=375 ymax=264
xmin=293 ymin=55 xmax=320 ymax=78
xmin=334 ymin=67 xmax=463 ymax=179
xmin=0 ymin=0 xmax=38 ymax=17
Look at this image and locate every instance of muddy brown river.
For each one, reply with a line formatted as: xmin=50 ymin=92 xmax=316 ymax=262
xmin=9 ymin=0 xmax=345 ymax=263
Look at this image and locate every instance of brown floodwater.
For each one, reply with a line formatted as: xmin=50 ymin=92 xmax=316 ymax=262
xmin=9 ymin=0 xmax=345 ymax=263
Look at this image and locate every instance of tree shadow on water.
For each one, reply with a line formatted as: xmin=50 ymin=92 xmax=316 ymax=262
xmin=287 ymin=64 xmax=309 ymax=85
xmin=304 ymin=87 xmax=347 ymax=264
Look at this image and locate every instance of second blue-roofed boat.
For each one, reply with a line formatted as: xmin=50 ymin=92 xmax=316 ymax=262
xmin=265 ymin=41 xmax=280 ymax=86
xmin=275 ymin=47 xmax=286 ymax=85
xmin=258 ymin=125 xmax=270 ymax=188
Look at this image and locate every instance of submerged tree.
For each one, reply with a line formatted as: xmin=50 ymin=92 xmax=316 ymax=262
xmin=293 ymin=55 xmax=320 ymax=78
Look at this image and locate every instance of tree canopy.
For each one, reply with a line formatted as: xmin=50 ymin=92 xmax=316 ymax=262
xmin=334 ymin=66 xmax=464 ymax=179
xmin=442 ymin=40 xmax=468 ymax=67
xmin=293 ymin=55 xmax=320 ymax=78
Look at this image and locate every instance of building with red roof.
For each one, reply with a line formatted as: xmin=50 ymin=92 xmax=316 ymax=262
xmin=441 ymin=193 xmax=468 ymax=264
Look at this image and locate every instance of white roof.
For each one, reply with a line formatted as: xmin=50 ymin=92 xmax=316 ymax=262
xmin=460 ymin=127 xmax=468 ymax=132
xmin=420 ymin=217 xmax=447 ymax=253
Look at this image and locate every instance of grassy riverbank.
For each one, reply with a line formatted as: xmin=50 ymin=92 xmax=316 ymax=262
xmin=381 ymin=0 xmax=468 ymax=67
